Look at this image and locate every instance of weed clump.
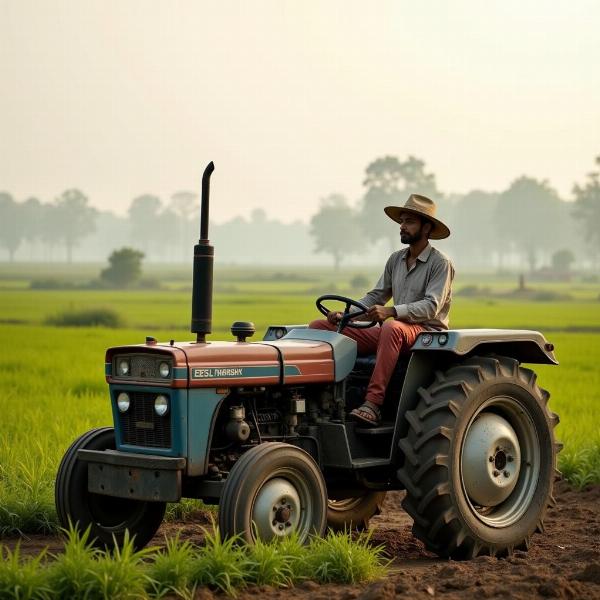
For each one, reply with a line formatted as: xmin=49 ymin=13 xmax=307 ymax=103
xmin=304 ymin=530 xmax=387 ymax=584
xmin=0 ymin=526 xmax=388 ymax=598
xmin=45 ymin=308 xmax=124 ymax=328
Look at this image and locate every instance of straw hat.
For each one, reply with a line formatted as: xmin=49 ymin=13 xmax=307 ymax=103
xmin=384 ymin=194 xmax=450 ymax=240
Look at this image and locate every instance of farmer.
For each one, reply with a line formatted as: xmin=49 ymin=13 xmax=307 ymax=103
xmin=309 ymin=194 xmax=454 ymax=426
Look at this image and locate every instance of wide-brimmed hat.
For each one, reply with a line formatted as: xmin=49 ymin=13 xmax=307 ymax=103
xmin=384 ymin=194 xmax=450 ymax=239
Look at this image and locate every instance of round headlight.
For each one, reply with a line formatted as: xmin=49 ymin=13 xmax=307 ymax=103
xmin=159 ymin=362 xmax=170 ymax=378
xmin=421 ymin=333 xmax=433 ymax=347
xmin=118 ymin=359 xmax=130 ymax=376
xmin=154 ymin=395 xmax=169 ymax=416
xmin=117 ymin=392 xmax=130 ymax=412
xmin=438 ymin=333 xmax=448 ymax=346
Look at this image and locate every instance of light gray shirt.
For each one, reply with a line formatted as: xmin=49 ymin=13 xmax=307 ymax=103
xmin=358 ymin=244 xmax=455 ymax=331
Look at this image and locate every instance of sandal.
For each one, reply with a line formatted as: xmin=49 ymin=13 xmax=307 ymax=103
xmin=350 ymin=401 xmax=382 ymax=427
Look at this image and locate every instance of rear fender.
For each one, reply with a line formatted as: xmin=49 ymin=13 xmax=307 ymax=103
xmin=410 ymin=329 xmax=557 ymax=365
xmin=392 ymin=329 xmax=558 ymax=467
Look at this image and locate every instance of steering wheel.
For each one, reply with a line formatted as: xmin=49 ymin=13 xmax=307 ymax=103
xmin=315 ymin=294 xmax=378 ymax=333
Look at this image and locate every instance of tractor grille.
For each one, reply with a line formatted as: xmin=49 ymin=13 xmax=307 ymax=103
xmin=119 ymin=392 xmax=172 ymax=448
xmin=130 ymin=356 xmax=160 ymax=378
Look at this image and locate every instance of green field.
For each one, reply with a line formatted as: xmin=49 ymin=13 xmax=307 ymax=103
xmin=0 ymin=264 xmax=599 ymax=535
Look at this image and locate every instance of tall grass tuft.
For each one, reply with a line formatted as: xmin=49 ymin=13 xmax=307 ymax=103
xmin=244 ymin=534 xmax=297 ymax=588
xmin=559 ymin=442 xmax=600 ymax=489
xmin=189 ymin=527 xmax=247 ymax=595
xmin=0 ymin=544 xmax=51 ymax=600
xmin=46 ymin=525 xmax=100 ymax=598
xmin=88 ymin=531 xmax=154 ymax=599
xmin=303 ymin=530 xmax=388 ymax=584
xmin=165 ymin=498 xmax=217 ymax=522
xmin=146 ymin=534 xmax=196 ymax=598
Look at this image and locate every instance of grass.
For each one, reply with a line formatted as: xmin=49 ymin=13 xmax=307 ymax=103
xmin=0 ymin=265 xmax=598 ymax=538
xmin=0 ymin=526 xmax=387 ymax=598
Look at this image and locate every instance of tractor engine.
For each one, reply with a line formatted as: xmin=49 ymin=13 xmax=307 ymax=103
xmin=208 ymin=382 xmax=345 ymax=476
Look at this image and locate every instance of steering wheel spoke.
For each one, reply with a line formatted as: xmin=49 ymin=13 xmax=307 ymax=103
xmin=315 ymin=294 xmax=378 ymax=333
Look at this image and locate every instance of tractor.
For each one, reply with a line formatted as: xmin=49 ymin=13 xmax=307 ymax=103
xmin=55 ymin=163 xmax=560 ymax=559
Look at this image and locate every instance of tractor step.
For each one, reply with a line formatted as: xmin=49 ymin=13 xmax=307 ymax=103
xmin=352 ymin=457 xmax=391 ymax=469
xmin=355 ymin=423 xmax=394 ymax=436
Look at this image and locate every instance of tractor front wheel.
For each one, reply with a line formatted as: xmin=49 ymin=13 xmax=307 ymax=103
xmin=219 ymin=442 xmax=327 ymax=543
xmin=397 ymin=356 xmax=560 ymax=559
xmin=55 ymin=427 xmax=166 ymax=550
xmin=327 ymin=492 xmax=386 ymax=531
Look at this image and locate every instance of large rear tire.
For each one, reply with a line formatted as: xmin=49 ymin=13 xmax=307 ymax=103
xmin=397 ymin=356 xmax=560 ymax=559
xmin=327 ymin=492 xmax=386 ymax=531
xmin=219 ymin=442 xmax=327 ymax=544
xmin=55 ymin=427 xmax=166 ymax=550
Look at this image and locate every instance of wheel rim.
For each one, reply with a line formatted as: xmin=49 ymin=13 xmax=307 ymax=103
xmin=328 ymin=497 xmax=365 ymax=513
xmin=87 ymin=494 xmax=146 ymax=532
xmin=460 ymin=396 xmax=540 ymax=528
xmin=251 ymin=470 xmax=314 ymax=542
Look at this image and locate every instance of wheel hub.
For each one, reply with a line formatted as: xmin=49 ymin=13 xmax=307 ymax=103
xmin=252 ymin=477 xmax=301 ymax=540
xmin=462 ymin=413 xmax=521 ymax=507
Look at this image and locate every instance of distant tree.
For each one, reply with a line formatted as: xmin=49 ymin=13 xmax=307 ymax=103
xmin=360 ymin=155 xmax=439 ymax=254
xmin=128 ymin=195 xmax=162 ymax=257
xmin=0 ymin=193 xmax=26 ymax=261
xmin=170 ymin=191 xmax=198 ymax=260
xmin=100 ymin=247 xmax=145 ymax=287
xmin=350 ymin=273 xmax=370 ymax=291
xmin=310 ymin=194 xmax=365 ymax=269
xmin=39 ymin=202 xmax=63 ymax=261
xmin=449 ymin=190 xmax=499 ymax=268
xmin=494 ymin=176 xmax=562 ymax=272
xmin=159 ymin=208 xmax=180 ymax=262
xmin=551 ymin=249 xmax=575 ymax=272
xmin=53 ymin=189 xmax=97 ymax=262
xmin=21 ymin=197 xmax=43 ymax=259
xmin=572 ymin=156 xmax=600 ymax=269
xmin=251 ymin=208 xmax=268 ymax=224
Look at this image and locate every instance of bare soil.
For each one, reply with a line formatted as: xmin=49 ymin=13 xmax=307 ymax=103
xmin=4 ymin=483 xmax=600 ymax=599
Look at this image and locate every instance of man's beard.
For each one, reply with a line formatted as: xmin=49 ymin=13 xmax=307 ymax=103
xmin=400 ymin=229 xmax=423 ymax=244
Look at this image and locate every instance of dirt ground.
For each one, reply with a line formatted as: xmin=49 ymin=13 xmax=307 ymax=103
xmin=5 ymin=483 xmax=600 ymax=599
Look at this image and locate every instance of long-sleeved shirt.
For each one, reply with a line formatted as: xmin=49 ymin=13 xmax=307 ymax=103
xmin=357 ymin=243 xmax=455 ymax=331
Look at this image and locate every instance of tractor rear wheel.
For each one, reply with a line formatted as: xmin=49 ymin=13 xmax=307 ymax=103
xmin=397 ymin=356 xmax=560 ymax=559
xmin=55 ymin=427 xmax=166 ymax=550
xmin=219 ymin=442 xmax=327 ymax=544
xmin=327 ymin=492 xmax=386 ymax=531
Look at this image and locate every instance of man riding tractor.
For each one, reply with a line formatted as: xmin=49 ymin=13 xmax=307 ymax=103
xmin=310 ymin=194 xmax=454 ymax=427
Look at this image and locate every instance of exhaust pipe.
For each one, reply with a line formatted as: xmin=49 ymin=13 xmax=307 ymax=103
xmin=191 ymin=161 xmax=215 ymax=343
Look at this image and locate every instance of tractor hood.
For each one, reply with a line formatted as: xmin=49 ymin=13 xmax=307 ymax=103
xmin=106 ymin=331 xmax=357 ymax=388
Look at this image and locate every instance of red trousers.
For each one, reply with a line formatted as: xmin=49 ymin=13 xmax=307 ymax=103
xmin=308 ymin=318 xmax=425 ymax=406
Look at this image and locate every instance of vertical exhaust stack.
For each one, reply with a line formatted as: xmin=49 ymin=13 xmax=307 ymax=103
xmin=191 ymin=161 xmax=215 ymax=343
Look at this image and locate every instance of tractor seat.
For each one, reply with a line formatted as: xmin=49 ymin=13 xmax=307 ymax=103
xmin=352 ymin=354 xmax=411 ymax=375
xmin=353 ymin=355 xmax=377 ymax=371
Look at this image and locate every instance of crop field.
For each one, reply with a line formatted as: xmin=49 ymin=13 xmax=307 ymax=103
xmin=0 ymin=264 xmax=599 ymax=538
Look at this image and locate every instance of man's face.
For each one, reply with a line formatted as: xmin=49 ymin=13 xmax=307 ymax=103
xmin=398 ymin=212 xmax=428 ymax=244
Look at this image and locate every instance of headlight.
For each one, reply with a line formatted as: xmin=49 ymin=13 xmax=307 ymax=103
xmin=438 ymin=333 xmax=448 ymax=346
xmin=117 ymin=359 xmax=130 ymax=376
xmin=159 ymin=362 xmax=171 ymax=378
xmin=117 ymin=392 xmax=130 ymax=412
xmin=421 ymin=333 xmax=433 ymax=347
xmin=154 ymin=395 xmax=169 ymax=416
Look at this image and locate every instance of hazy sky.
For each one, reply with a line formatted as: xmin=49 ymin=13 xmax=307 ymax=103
xmin=1 ymin=1 xmax=598 ymax=224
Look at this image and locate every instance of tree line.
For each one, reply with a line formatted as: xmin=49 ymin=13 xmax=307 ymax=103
xmin=1 ymin=155 xmax=599 ymax=271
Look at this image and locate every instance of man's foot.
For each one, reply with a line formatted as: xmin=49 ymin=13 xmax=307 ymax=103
xmin=350 ymin=401 xmax=382 ymax=427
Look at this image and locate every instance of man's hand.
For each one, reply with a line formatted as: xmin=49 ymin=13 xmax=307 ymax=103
xmin=366 ymin=305 xmax=396 ymax=322
xmin=327 ymin=311 xmax=343 ymax=324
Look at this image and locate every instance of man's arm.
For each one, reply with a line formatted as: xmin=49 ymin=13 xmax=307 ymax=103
xmin=394 ymin=258 xmax=454 ymax=322
xmin=356 ymin=253 xmax=396 ymax=310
